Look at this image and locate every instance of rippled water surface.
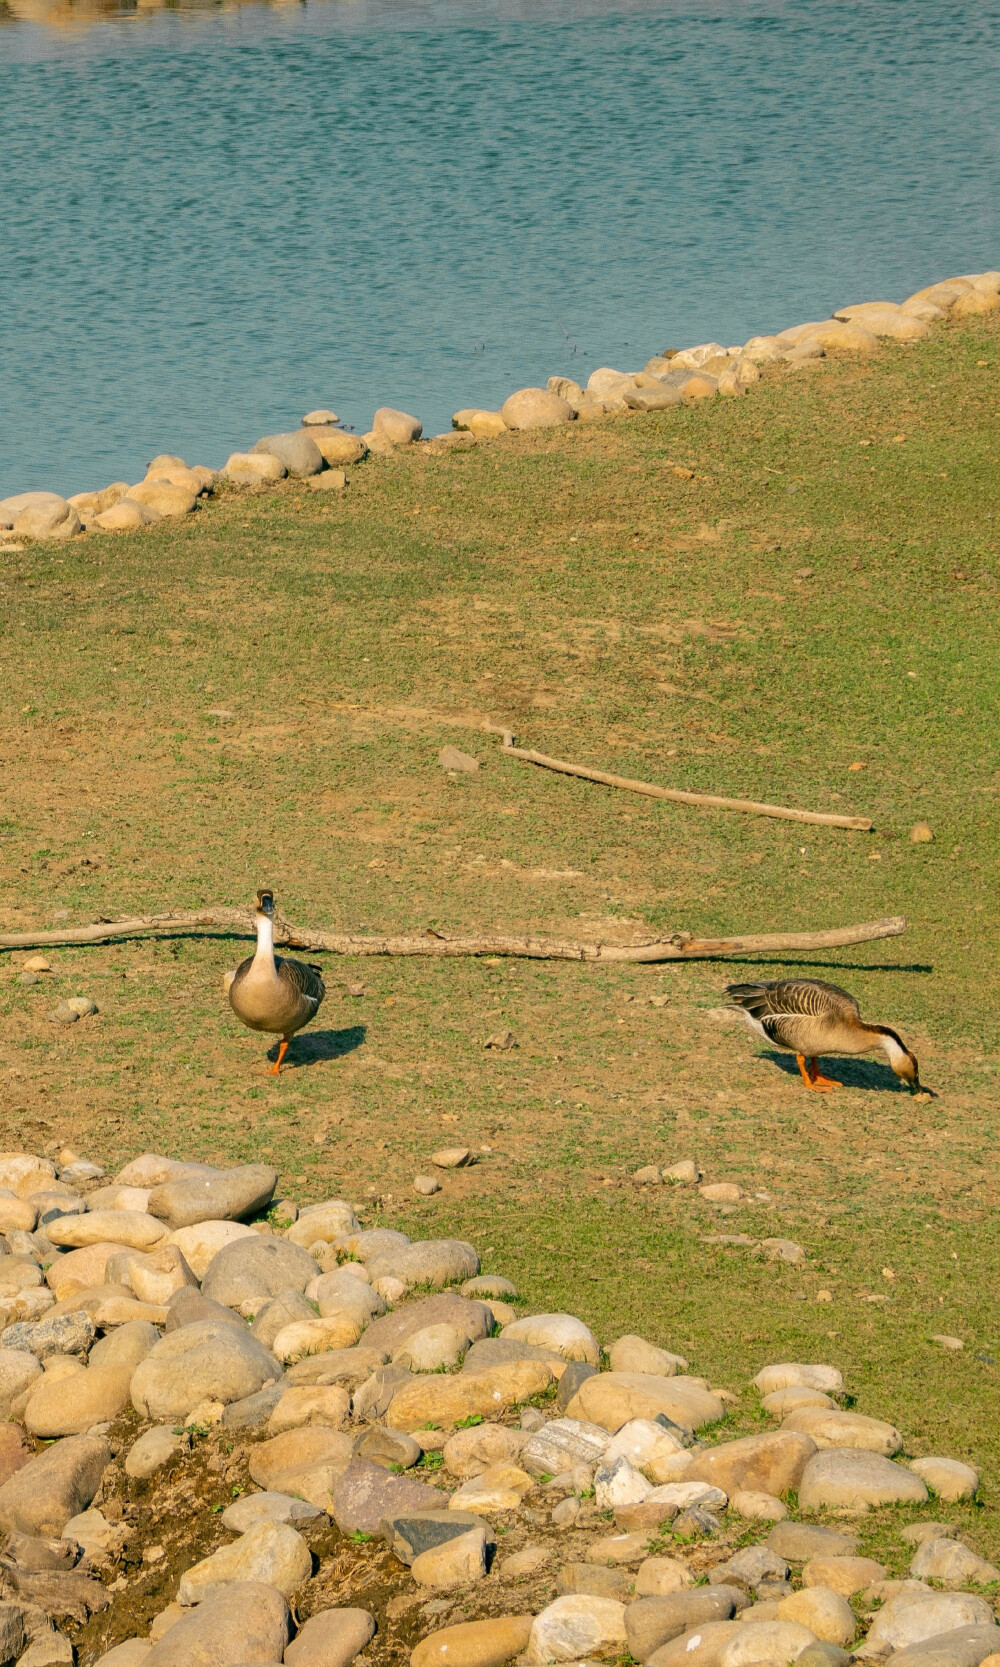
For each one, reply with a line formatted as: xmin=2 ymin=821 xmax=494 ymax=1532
xmin=2 ymin=0 xmax=998 ymax=496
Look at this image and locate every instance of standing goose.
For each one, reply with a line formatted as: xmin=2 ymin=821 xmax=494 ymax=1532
xmin=725 ymin=977 xmax=922 ymax=1093
xmin=226 ymin=889 xmax=325 ymax=1074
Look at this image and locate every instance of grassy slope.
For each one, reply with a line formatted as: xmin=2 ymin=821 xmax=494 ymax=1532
xmin=1 ymin=315 xmax=999 ymax=1561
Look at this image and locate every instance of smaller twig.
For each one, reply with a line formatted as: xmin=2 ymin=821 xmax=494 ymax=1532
xmin=499 ymin=736 xmax=872 ymax=831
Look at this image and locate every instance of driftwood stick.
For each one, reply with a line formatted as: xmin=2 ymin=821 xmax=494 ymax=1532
xmin=499 ymin=738 xmax=873 ymax=832
xmin=0 ymin=910 xmax=905 ymax=962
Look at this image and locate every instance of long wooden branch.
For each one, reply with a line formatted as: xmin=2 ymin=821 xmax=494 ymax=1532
xmin=499 ymin=737 xmax=873 ymax=831
xmin=0 ymin=910 xmax=906 ymax=962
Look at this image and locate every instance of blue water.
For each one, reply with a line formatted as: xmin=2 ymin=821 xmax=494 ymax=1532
xmin=1 ymin=0 xmax=998 ymax=498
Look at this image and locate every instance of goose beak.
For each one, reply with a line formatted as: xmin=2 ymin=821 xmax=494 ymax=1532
xmin=256 ymin=889 xmax=275 ymax=918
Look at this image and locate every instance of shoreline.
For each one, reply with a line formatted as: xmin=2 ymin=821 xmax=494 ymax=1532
xmin=1 ymin=265 xmax=997 ymax=547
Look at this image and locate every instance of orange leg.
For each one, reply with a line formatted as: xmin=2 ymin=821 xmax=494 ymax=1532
xmin=796 ymin=1053 xmax=840 ymax=1091
xmin=270 ymin=1038 xmax=290 ymax=1076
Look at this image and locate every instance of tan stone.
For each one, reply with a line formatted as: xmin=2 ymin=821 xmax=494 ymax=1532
xmin=907 ymin=279 xmax=974 ymax=309
xmin=720 ymin=1620 xmax=818 ymax=1667
xmin=178 ymin=1518 xmax=312 ymax=1604
xmin=67 ymin=482 xmax=131 ymax=519
xmin=742 ymin=336 xmax=782 ymax=361
xmin=635 ymin=1556 xmax=693 ymax=1595
xmin=105 ymin=1243 xmax=197 ymax=1306
xmin=687 ymin=1431 xmax=816 ymax=1496
xmin=0 ymin=1158 xmax=55 ymax=1190
xmin=166 ymin=1220 xmax=256 ymax=1281
xmin=640 ymin=1620 xmax=742 ymax=1667
xmin=760 ymin=1388 xmax=835 ymax=1416
xmin=777 ymin=1587 xmax=855 ymax=1646
xmin=272 ymin=1313 xmax=364 ymax=1363
xmin=410 ymin=1614 xmax=532 ymax=1667
xmin=908 ymin=1456 xmax=978 ymax=1501
xmin=249 ymin=1426 xmax=357 ymax=1492
xmin=501 ymin=388 xmax=575 ymax=430
xmin=952 ymin=288 xmax=1000 ymax=316
xmin=900 ymin=298 xmax=947 ymax=320
xmin=223 ymin=451 xmax=287 ymax=484
xmin=24 ymin=1363 xmax=132 ymax=1438
xmin=126 ymin=479 xmax=196 ymax=517
xmin=308 ymin=469 xmax=347 ymax=492
xmin=608 ymin=1337 xmax=683 ymax=1377
xmin=501 ymin=1313 xmax=599 ymax=1364
xmin=566 ymin=1371 xmax=724 ymax=1434
xmin=12 ymin=499 xmax=82 ymax=541
xmin=781 ymin=1408 xmax=902 ymax=1455
xmin=680 ymin=376 xmax=717 ymax=401
xmin=46 ymin=1243 xmax=120 ymax=1299
xmin=307 ymin=429 xmax=368 ymax=466
xmin=94 ymin=498 xmax=162 ymax=532
xmin=801 ymin=1555 xmax=885 ymax=1596
xmin=412 ymin=1525 xmax=490 ymax=1591
xmin=730 ymin=1491 xmax=787 ymax=1521
xmin=832 ymin=303 xmax=932 ymax=339
xmin=386 ymin=1360 xmax=554 ymax=1429
xmin=0 ymin=1198 xmax=37 ymax=1234
xmin=448 ymin=1464 xmax=534 ymax=1512
xmin=267 ymin=1384 xmax=351 ymax=1434
xmin=753 ymin=1364 xmax=843 ymax=1396
xmin=145 ymin=464 xmax=210 ymax=495
xmin=718 ymin=357 xmax=761 ymax=395
xmin=373 ymin=408 xmax=422 ymax=444
xmin=48 ymin=1211 xmax=167 ymax=1251
xmin=776 ymin=320 xmax=879 ymax=353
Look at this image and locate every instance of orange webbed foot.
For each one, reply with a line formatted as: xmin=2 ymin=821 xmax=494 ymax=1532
xmin=270 ymin=1039 xmax=290 ymax=1076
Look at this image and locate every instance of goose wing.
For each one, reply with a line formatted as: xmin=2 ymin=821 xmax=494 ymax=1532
xmin=277 ymin=956 xmax=326 ymax=1012
xmin=725 ymin=978 xmax=860 ymax=1046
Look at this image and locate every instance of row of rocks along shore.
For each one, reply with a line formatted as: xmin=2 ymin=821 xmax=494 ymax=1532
xmin=0 ymin=1144 xmax=991 ymax=1667
xmin=1 ymin=269 xmax=997 ymax=545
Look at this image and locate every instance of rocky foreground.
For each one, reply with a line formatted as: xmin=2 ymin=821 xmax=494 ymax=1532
xmin=0 ymin=1147 xmax=992 ymax=1667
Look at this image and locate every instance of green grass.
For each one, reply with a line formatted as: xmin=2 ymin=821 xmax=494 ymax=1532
xmin=1 ymin=315 xmax=999 ymax=1557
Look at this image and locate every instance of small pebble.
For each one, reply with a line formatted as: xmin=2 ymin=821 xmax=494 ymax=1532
xmin=414 ymin=1176 xmax=441 ymax=1196
xmin=910 ymin=822 xmax=933 ymax=843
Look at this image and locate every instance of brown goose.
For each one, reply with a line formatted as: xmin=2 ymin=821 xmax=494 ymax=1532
xmin=725 ymin=977 xmax=921 ymax=1093
xmin=226 ymin=889 xmax=325 ymax=1074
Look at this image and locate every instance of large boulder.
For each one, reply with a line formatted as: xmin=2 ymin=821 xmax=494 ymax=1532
xmin=126 ymin=479 xmax=197 ymax=518
xmin=5 ymin=494 xmax=81 ymax=541
xmin=143 ymin=1581 xmax=291 ymax=1665
xmin=798 ymin=1449 xmax=927 ymax=1512
xmin=24 ymin=1362 xmax=132 ymax=1438
xmin=372 ymin=408 xmax=422 ymax=444
xmin=860 ymin=1594 xmax=994 ymax=1657
xmin=781 ymin=1408 xmax=902 ymax=1455
xmin=500 ymin=1313 xmax=599 ymax=1364
xmin=201 ymin=1236 xmax=318 ymax=1310
xmin=524 ymin=1595 xmax=626 ymax=1664
xmin=148 ymin=1165 xmax=277 ymax=1229
xmin=178 ymin=1518 xmax=312 ymax=1605
xmin=130 ymin=1321 xmax=281 ymax=1420
xmin=0 ymin=1433 xmax=110 ymax=1536
xmin=832 ymin=303 xmax=932 ymax=340
xmin=364 ymin=1294 xmax=491 ymax=1358
xmin=385 ymin=1360 xmax=554 ymax=1430
xmin=223 ymin=451 xmax=287 ymax=485
xmin=47 ymin=1210 xmax=167 ymax=1251
xmin=251 ymin=432 xmax=323 ymax=477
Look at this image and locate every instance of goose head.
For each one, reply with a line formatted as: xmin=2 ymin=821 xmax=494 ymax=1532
xmin=256 ymin=888 xmax=276 ymax=918
xmin=876 ymin=1026 xmax=922 ymax=1093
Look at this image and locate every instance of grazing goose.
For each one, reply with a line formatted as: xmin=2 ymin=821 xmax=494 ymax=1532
xmin=725 ymin=977 xmax=922 ymax=1093
xmin=226 ymin=889 xmax=325 ymax=1074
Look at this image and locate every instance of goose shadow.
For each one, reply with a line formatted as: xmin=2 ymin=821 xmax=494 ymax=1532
xmin=267 ymin=1025 xmax=366 ymax=1069
xmin=759 ymin=1050 xmax=917 ymax=1094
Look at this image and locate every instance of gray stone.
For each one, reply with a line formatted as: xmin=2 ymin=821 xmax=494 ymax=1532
xmin=909 ymin=1539 xmax=1000 ymax=1586
xmin=202 ymin=1239 xmax=318 ymax=1310
xmin=624 ymin=384 xmax=683 ymax=411
xmin=626 ymin=1589 xmax=740 ymax=1662
xmin=463 ymin=1337 xmax=563 ymax=1375
xmin=885 ymin=1626 xmax=1000 ymax=1667
xmin=462 ymin=1276 xmax=518 ymax=1300
xmin=131 ymin=1321 xmax=282 ymax=1421
xmin=382 ymin=1508 xmax=493 ymax=1565
xmin=0 ymin=1603 xmax=24 ymax=1664
xmin=364 ymin=1239 xmax=479 ymax=1291
xmin=673 ymin=1505 xmax=722 ymax=1538
xmin=221 ymin=1383 xmax=286 ymax=1431
xmin=522 ymin=1418 xmax=610 ymax=1477
xmin=767 ymin=1523 xmax=859 ymax=1563
xmin=125 ymin=1426 xmax=188 ymax=1480
xmin=363 ymin=1294 xmax=492 ymax=1358
xmin=710 ymin=1547 xmax=789 ymax=1590
xmin=358 ymin=1428 xmax=422 ymax=1470
xmin=330 ymin=1458 xmax=448 ymax=1535
xmin=336 ymin=1227 xmax=409 ymax=1260
xmin=148 ymin=1165 xmax=277 ymax=1229
xmin=251 ymin=433 xmax=324 ymax=478
xmin=284 ymin=1347 xmax=389 ymax=1391
xmin=799 ymin=1449 xmax=928 ymax=1511
xmin=558 ymin=1563 xmax=633 ymax=1601
xmin=284 ymin=1608 xmax=376 ymax=1667
xmin=351 ymin=1365 xmax=412 ymax=1423
xmin=759 ymin=1238 xmax=806 ymax=1265
xmin=165 ymin=1288 xmax=248 ymax=1331
xmin=557 ymin=1360 xmax=599 ymax=1411
xmin=438 ymin=747 xmax=479 ymax=774
xmin=6 ymin=1531 xmax=79 ymax=1571
xmin=222 ymin=1491 xmax=324 ymax=1532
xmin=797 ymin=1647 xmax=851 ymax=1667
xmin=0 ymin=1434 xmax=110 ymax=1536
xmin=2 ymin=1311 xmax=95 ymax=1359
xmin=143 ymin=1581 xmax=291 ymax=1665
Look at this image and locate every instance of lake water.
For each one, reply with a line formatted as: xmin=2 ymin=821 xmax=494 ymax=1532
xmin=2 ymin=0 xmax=998 ymax=498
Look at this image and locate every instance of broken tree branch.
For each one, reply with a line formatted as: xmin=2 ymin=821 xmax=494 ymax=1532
xmin=499 ymin=736 xmax=873 ymax=831
xmin=0 ymin=910 xmax=906 ymax=962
